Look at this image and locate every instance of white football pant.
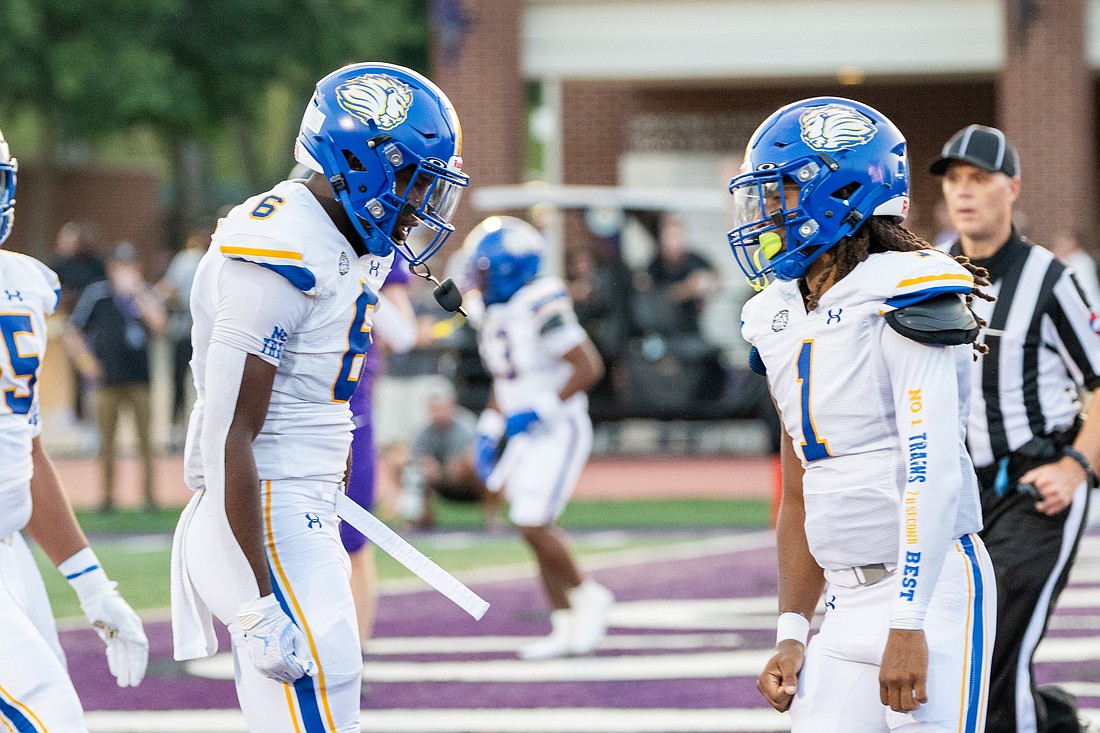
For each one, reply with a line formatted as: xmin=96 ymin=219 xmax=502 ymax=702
xmin=183 ymin=480 xmax=361 ymax=732
xmin=0 ymin=532 xmax=87 ymax=732
xmin=791 ymin=534 xmax=996 ymax=733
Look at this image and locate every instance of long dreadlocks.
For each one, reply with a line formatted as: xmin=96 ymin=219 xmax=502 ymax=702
xmin=803 ymin=217 xmax=993 ymax=355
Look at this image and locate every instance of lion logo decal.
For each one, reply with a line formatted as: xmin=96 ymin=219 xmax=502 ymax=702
xmin=335 ymin=74 xmax=414 ymax=131
xmin=798 ymin=104 xmax=877 ymax=152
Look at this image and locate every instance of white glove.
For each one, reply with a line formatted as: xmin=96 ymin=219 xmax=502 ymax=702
xmin=61 ymin=548 xmax=149 ymax=687
xmin=236 ymin=594 xmax=317 ymax=684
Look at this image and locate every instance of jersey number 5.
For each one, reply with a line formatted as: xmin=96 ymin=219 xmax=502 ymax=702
xmin=796 ymin=340 xmax=831 ymax=461
xmin=332 ymin=283 xmax=378 ymax=402
xmin=0 ymin=314 xmax=38 ymax=415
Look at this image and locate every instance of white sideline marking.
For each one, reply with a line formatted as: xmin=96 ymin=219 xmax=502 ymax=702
xmin=84 ymin=707 xmax=793 ymax=733
xmin=76 ymin=708 xmax=1100 ymax=733
xmin=364 ymin=632 xmax=745 ymax=655
xmin=186 ymin=649 xmax=774 ymax=683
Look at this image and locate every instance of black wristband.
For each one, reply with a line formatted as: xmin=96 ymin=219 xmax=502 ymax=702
xmin=1063 ymin=446 xmax=1094 ymax=480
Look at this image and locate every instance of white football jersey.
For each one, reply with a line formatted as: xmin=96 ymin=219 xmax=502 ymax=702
xmin=742 ymin=250 xmax=983 ymax=578
xmin=0 ymin=252 xmax=60 ymax=537
xmin=185 ymin=180 xmax=392 ymax=488
xmin=477 ymin=276 xmax=589 ymax=418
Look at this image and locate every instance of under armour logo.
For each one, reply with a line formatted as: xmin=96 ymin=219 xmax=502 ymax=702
xmin=369 ymin=260 xmax=381 ymax=277
xmin=304 ymin=513 xmax=322 ymax=529
xmin=826 ymin=308 xmax=843 ymax=324
xmin=4 ymin=289 xmax=22 ymax=301
xmin=824 ymin=595 xmax=836 ymax=610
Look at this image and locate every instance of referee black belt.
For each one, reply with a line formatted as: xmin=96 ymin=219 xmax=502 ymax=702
xmin=824 ymin=563 xmax=896 ymax=588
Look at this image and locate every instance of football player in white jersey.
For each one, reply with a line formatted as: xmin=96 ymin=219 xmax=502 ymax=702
xmin=0 ymin=128 xmax=147 ymax=731
xmin=730 ymin=99 xmax=997 ymax=731
xmin=465 ymin=216 xmax=612 ymax=660
xmin=169 ymin=63 xmax=468 ymax=732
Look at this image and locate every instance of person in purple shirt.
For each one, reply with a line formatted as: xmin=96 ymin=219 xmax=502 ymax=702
xmin=343 ymin=262 xmax=418 ymax=651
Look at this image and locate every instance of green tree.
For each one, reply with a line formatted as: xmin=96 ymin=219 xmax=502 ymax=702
xmin=0 ymin=0 xmax=428 ymax=253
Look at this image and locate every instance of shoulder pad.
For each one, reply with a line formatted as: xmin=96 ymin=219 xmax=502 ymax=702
xmin=522 ymin=276 xmax=571 ymax=313
xmin=880 ymin=250 xmax=974 ymax=310
xmin=884 ymin=294 xmax=979 ymax=346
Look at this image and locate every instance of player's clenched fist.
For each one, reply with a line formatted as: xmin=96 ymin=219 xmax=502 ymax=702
xmin=757 ymin=639 xmax=804 ymax=712
xmin=236 ymin=595 xmax=318 ymax=683
xmin=879 ymin=628 xmax=928 ymax=713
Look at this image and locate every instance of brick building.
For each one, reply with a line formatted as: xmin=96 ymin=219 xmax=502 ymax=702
xmin=431 ymin=0 xmax=1095 ymax=262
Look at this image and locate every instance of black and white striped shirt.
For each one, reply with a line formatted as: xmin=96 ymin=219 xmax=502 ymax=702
xmin=947 ymin=231 xmax=1100 ymax=468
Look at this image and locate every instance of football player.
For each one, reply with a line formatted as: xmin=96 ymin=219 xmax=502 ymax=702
xmin=732 ymin=99 xmax=997 ymax=730
xmin=0 ymin=128 xmax=148 ymax=731
xmin=170 ymin=63 xmax=468 ymax=731
xmin=466 ymin=216 xmax=613 ymax=660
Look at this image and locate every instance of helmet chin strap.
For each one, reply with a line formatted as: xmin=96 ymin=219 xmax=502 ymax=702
xmin=409 ymin=261 xmax=466 ymax=316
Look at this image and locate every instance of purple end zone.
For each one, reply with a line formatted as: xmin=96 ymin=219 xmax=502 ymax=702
xmin=65 ymin=529 xmax=1100 ymax=726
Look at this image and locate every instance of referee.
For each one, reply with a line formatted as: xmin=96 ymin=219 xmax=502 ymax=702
xmin=933 ymin=125 xmax=1100 ymax=733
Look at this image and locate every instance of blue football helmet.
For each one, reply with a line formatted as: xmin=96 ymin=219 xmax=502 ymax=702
xmin=0 ymin=129 xmax=16 ymax=247
xmin=294 ymin=62 xmax=469 ymax=265
xmin=727 ymin=97 xmax=909 ymax=287
xmin=464 ymin=216 xmax=543 ymax=305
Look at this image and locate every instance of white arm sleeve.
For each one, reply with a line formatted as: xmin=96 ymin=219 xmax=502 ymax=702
xmin=211 ymin=259 xmax=311 ymax=365
xmin=197 ymin=340 xmax=262 ymax=601
xmin=373 ymin=291 xmax=417 ymax=355
xmin=882 ymin=326 xmax=964 ymax=629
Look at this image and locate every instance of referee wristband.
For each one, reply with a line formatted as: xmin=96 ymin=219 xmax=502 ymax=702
xmin=776 ymin=612 xmax=810 ymax=647
xmin=1063 ymin=447 xmax=1094 ymax=480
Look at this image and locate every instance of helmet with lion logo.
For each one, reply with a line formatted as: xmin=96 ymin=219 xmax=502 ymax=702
xmin=295 ymin=63 xmax=469 ymax=265
xmin=727 ymin=97 xmax=909 ymax=285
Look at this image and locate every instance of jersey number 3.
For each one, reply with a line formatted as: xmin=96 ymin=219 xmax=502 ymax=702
xmin=0 ymin=314 xmax=38 ymax=415
xmin=796 ymin=340 xmax=831 ymax=461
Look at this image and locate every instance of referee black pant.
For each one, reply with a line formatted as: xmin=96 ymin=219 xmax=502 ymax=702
xmin=977 ymin=465 xmax=1091 ymax=733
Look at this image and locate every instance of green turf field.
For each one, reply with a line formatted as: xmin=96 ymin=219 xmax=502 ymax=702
xmin=33 ymin=497 xmax=772 ymax=619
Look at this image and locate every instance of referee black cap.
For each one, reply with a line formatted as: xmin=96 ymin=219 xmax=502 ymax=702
xmin=929 ymin=124 xmax=1020 ymax=177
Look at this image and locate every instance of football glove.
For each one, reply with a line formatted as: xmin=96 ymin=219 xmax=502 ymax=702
xmin=474 ymin=409 xmax=505 ymax=484
xmin=236 ymin=594 xmax=318 ymax=684
xmin=504 ymin=393 xmax=562 ymax=438
xmin=62 ymin=548 xmax=149 ymax=687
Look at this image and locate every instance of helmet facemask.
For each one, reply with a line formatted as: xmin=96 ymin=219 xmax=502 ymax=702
xmin=726 ymin=97 xmax=910 ymax=288
xmin=0 ymin=151 xmax=16 ymax=248
xmin=295 ymin=63 xmax=470 ymax=266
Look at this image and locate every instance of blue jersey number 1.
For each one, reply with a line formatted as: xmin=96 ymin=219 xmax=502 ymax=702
xmin=796 ymin=340 xmax=831 ymax=461
xmin=0 ymin=313 xmax=39 ymax=415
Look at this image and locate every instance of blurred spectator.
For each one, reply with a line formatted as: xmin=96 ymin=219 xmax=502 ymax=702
xmin=67 ymin=243 xmax=167 ymax=512
xmin=632 ymin=214 xmax=718 ymax=337
xmin=51 ymin=222 xmax=106 ymax=425
xmin=155 ymin=225 xmax=212 ymax=449
xmin=53 ymin=222 xmax=107 ymax=315
xmin=1049 ymin=229 xmax=1100 ymax=308
xmin=626 ymin=214 xmax=725 ymax=415
xmin=399 ymin=378 xmax=503 ymax=531
xmin=566 ymin=244 xmax=632 ymax=418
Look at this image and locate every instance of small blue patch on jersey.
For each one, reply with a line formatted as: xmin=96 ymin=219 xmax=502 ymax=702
xmin=748 ymin=346 xmax=767 ymax=376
